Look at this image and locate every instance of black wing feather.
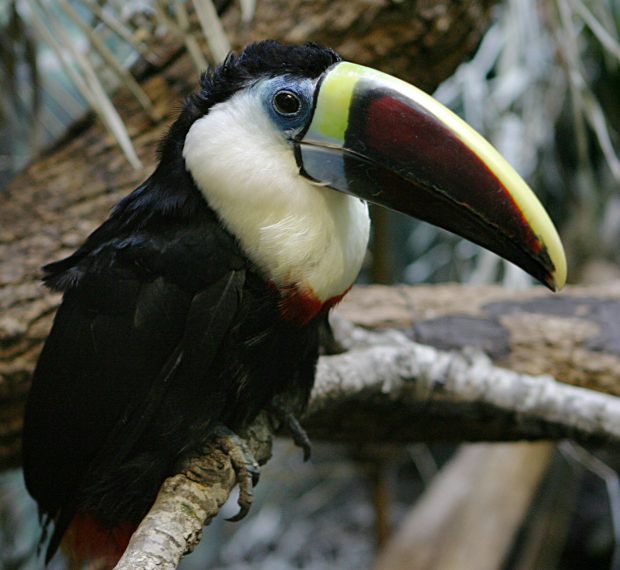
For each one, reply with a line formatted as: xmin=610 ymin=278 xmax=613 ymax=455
xmin=22 ymin=43 xmax=335 ymax=552
xmin=23 ymin=200 xmax=250 ymax=559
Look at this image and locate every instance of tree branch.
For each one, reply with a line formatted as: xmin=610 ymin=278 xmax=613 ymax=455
xmin=307 ymin=316 xmax=620 ymax=444
xmin=113 ymin=314 xmax=620 ymax=568
xmin=114 ymin=414 xmax=273 ymax=570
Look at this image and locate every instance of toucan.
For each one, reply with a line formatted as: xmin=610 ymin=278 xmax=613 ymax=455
xmin=22 ymin=41 xmax=566 ymax=568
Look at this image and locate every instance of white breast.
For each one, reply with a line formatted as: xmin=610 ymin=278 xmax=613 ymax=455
xmin=183 ymin=88 xmax=370 ymax=302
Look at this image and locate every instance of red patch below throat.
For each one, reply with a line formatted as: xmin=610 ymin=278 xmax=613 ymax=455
xmin=277 ymin=284 xmax=352 ymax=325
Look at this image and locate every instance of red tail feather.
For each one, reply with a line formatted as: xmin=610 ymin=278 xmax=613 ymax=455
xmin=61 ymin=513 xmax=136 ymax=569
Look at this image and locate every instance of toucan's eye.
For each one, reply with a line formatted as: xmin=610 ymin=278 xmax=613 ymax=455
xmin=273 ymin=90 xmax=301 ymax=116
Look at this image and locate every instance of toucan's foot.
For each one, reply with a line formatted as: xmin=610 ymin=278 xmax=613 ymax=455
xmin=211 ymin=426 xmax=260 ymax=522
xmin=268 ymin=399 xmax=312 ymax=461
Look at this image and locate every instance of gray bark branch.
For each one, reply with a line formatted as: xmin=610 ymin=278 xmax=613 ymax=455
xmin=307 ymin=316 xmax=620 ymax=444
xmin=114 ymin=414 xmax=273 ymax=570
xmin=113 ymin=314 xmax=620 ymax=569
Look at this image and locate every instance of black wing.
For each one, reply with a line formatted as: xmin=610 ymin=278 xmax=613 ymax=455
xmin=22 ymin=200 xmax=249 ymax=553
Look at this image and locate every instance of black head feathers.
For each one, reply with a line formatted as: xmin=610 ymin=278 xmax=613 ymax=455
xmin=201 ymin=40 xmax=341 ymax=108
xmin=41 ymin=41 xmax=340 ymax=284
xmin=158 ymin=41 xmax=340 ymax=160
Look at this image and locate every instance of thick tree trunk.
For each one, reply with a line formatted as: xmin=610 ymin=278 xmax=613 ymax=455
xmin=223 ymin=0 xmax=498 ymax=92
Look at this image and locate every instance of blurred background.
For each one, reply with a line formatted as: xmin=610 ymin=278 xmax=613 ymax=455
xmin=1 ymin=0 xmax=620 ymax=568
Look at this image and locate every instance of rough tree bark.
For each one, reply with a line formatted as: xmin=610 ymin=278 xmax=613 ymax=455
xmin=113 ymin=304 xmax=620 ymax=569
xmin=317 ymin=283 xmax=620 ymax=442
xmin=223 ymin=0 xmax=499 ymax=93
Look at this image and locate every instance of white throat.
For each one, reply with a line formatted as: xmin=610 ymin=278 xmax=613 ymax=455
xmin=183 ymin=89 xmax=370 ymax=302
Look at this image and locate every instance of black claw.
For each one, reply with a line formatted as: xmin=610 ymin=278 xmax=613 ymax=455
xmin=290 ymin=420 xmax=312 ymax=462
xmin=268 ymin=400 xmax=312 ymax=461
xmin=210 ymin=424 xmax=261 ymax=522
xmin=226 ymin=502 xmax=251 ymax=522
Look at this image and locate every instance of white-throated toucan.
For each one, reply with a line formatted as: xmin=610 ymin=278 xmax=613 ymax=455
xmin=23 ymin=41 xmax=566 ymax=568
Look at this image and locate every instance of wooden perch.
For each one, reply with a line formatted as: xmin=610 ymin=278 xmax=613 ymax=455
xmin=3 ymin=283 xmax=620 ymax=471
xmin=111 ymin=308 xmax=620 ymax=568
xmin=114 ymin=414 xmax=274 ymax=570
xmin=307 ymin=310 xmax=620 ymax=444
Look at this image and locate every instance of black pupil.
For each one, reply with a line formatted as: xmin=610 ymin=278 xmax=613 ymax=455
xmin=274 ymin=91 xmax=300 ymax=115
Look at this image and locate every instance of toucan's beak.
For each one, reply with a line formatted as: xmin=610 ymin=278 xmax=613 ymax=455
xmin=296 ymin=62 xmax=567 ymax=291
